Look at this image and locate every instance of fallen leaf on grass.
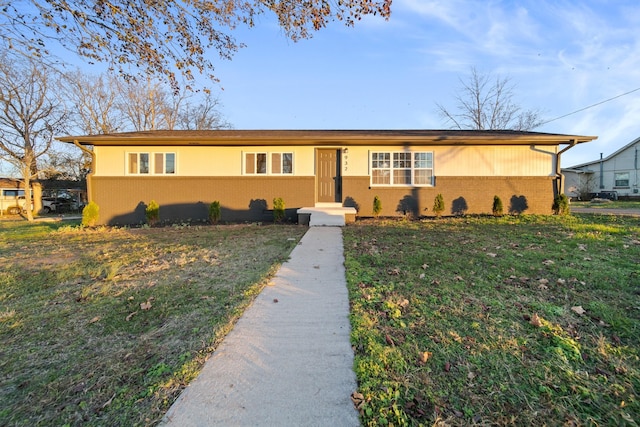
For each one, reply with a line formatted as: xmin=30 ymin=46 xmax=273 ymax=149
xmin=388 ymin=268 xmax=400 ymax=275
xmin=421 ymin=263 xmax=429 ymax=269
xmin=351 ymin=392 xmax=366 ymax=411
xmin=140 ymin=301 xmax=152 ymax=310
xmin=571 ymin=306 xmax=586 ymax=315
xmin=385 ymin=334 xmax=395 ymax=346
xmin=578 ymin=244 xmax=587 ymax=251
xmin=418 ymin=351 xmax=432 ymax=364
xmin=487 ymin=253 xmax=497 ymax=258
xmin=542 ymin=259 xmax=555 ymax=266
xmin=89 ymin=316 xmax=100 ymax=324
xmin=419 ymin=273 xmax=426 ymax=279
xmin=530 ymin=313 xmax=541 ymax=327
xmin=444 ymin=362 xmax=451 ymax=372
xmin=126 ymin=311 xmax=138 ymax=321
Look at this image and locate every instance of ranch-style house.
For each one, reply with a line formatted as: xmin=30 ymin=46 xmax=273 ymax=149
xmin=57 ymin=129 xmax=596 ymax=225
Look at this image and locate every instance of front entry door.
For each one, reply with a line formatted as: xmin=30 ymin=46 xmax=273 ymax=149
xmin=317 ymin=149 xmax=341 ymax=203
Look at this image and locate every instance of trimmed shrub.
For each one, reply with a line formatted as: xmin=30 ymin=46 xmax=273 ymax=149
xmin=81 ymin=201 xmax=99 ymax=227
xmin=209 ymin=201 xmax=221 ymax=224
xmin=373 ymin=195 xmax=382 ymax=217
xmin=492 ymin=195 xmax=504 ymax=216
xmin=433 ymin=193 xmax=445 ymax=217
xmin=273 ymin=197 xmax=285 ymax=222
xmin=552 ymin=194 xmax=570 ymax=215
xmin=146 ymin=200 xmax=160 ymax=225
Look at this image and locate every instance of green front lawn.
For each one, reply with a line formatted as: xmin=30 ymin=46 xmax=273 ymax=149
xmin=344 ymin=215 xmax=639 ymax=426
xmin=0 ymin=221 xmax=306 ymax=426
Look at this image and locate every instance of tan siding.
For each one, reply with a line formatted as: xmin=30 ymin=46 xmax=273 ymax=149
xmin=343 ymin=176 xmax=555 ymax=216
xmin=91 ymin=176 xmax=315 ymax=225
xmin=94 ymin=146 xmax=317 ymax=177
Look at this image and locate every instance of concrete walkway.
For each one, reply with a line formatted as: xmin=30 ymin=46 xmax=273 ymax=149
xmin=160 ymin=227 xmax=359 ymax=427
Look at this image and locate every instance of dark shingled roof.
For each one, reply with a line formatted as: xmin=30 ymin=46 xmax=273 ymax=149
xmin=57 ymin=129 xmax=597 ymax=147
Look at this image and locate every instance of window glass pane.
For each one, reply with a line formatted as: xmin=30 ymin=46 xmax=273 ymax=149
xmin=283 ymin=153 xmax=293 ymax=174
xmin=414 ymin=169 xmax=433 ymax=185
xmin=256 ymin=153 xmax=267 ymax=174
xmin=139 ymin=153 xmax=149 ymax=174
xmin=372 ymin=152 xmax=390 ymax=168
xmin=372 ymin=169 xmax=390 ymax=185
xmin=272 ymin=153 xmax=282 ymax=174
xmin=154 ymin=153 xmax=164 ymax=174
xmin=393 ymin=169 xmax=411 ymax=184
xmin=165 ymin=153 xmax=175 ymax=174
xmin=615 ymin=172 xmax=629 ymax=186
xmin=393 ymin=152 xmax=411 ymax=168
xmin=246 ymin=153 xmax=255 ymax=174
xmin=129 ymin=153 xmax=138 ymax=174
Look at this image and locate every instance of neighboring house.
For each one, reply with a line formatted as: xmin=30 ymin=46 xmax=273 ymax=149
xmin=563 ymin=136 xmax=640 ymax=200
xmin=57 ymin=130 xmax=596 ymax=225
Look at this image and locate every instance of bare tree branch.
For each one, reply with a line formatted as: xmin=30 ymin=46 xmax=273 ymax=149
xmin=437 ymin=67 xmax=543 ymax=131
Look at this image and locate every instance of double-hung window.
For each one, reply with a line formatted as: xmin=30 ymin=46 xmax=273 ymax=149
xmin=371 ymin=151 xmax=433 ymax=186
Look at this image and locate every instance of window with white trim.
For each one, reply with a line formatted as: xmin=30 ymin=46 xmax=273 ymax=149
xmin=154 ymin=153 xmax=176 ymax=174
xmin=615 ymin=172 xmax=630 ymax=187
xmin=371 ymin=151 xmax=433 ymax=186
xmin=244 ymin=152 xmax=293 ymax=175
xmin=271 ymin=152 xmax=293 ymax=174
xmin=128 ymin=152 xmax=176 ymax=175
xmin=245 ymin=152 xmax=267 ymax=174
xmin=128 ymin=153 xmax=149 ymax=174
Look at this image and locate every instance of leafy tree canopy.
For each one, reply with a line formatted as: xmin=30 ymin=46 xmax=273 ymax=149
xmin=1 ymin=0 xmax=392 ymax=90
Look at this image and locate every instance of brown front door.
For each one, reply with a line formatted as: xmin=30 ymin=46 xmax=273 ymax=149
xmin=317 ymin=149 xmax=341 ymax=203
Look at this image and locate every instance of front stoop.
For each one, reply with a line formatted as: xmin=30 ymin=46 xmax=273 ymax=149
xmin=297 ymin=205 xmax=357 ymax=227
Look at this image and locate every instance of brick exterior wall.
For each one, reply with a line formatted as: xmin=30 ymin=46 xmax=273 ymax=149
xmin=90 ymin=175 xmax=556 ymax=225
xmin=342 ymin=176 xmax=556 ymax=217
xmin=91 ymin=176 xmax=315 ymax=225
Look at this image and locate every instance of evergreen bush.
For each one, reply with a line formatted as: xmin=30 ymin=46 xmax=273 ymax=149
xmin=209 ymin=201 xmax=221 ymax=224
xmin=492 ymin=195 xmax=504 ymax=216
xmin=146 ymin=200 xmax=160 ymax=225
xmin=373 ymin=196 xmax=382 ymax=217
xmin=273 ymin=197 xmax=285 ymax=222
xmin=81 ymin=201 xmax=99 ymax=227
xmin=433 ymin=193 xmax=445 ymax=217
xmin=552 ymin=194 xmax=570 ymax=215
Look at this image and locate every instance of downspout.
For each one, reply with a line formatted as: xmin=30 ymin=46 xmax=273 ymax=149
xmin=72 ymin=139 xmax=95 ymax=205
xmin=555 ymin=139 xmax=578 ymax=197
xmin=599 ymin=153 xmax=604 ymax=189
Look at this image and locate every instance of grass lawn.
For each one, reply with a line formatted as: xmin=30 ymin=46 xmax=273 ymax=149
xmin=0 ymin=221 xmax=306 ymax=426
xmin=572 ymin=200 xmax=640 ymax=210
xmin=344 ymin=215 xmax=640 ymax=426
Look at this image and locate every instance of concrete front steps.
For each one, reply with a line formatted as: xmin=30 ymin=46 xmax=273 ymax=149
xmin=297 ymin=203 xmax=357 ymax=227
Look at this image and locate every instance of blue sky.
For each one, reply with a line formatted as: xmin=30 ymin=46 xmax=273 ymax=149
xmin=202 ymin=0 xmax=640 ymax=167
